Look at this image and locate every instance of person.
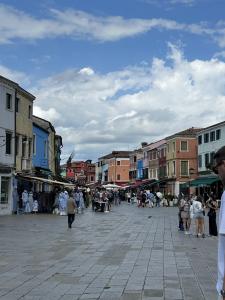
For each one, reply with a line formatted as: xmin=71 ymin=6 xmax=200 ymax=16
xmin=212 ymin=146 xmax=225 ymax=299
xmin=79 ymin=190 xmax=85 ymax=213
xmin=206 ymin=194 xmax=218 ymax=236
xmin=67 ymin=192 xmax=76 ymax=229
xmin=22 ymin=190 xmax=31 ymax=213
xmin=32 ymin=199 xmax=39 ymax=214
xmin=192 ymin=196 xmax=205 ymax=238
xmin=178 ymin=196 xmax=185 ymax=231
xmin=181 ymin=198 xmax=191 ymax=234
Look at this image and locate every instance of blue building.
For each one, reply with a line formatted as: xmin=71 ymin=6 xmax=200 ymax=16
xmin=32 ymin=123 xmax=49 ymax=170
xmin=137 ymin=159 xmax=143 ymax=179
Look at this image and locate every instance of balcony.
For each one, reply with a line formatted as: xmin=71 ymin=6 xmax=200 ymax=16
xmin=22 ymin=158 xmax=31 ymax=171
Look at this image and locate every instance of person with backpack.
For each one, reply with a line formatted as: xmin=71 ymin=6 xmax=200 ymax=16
xmin=192 ymin=196 xmax=205 ymax=238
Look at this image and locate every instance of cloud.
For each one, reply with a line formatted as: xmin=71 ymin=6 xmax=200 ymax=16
xmin=0 ymin=4 xmax=224 ymax=47
xmin=0 ymin=64 xmax=30 ymax=85
xmin=29 ymin=44 xmax=225 ymax=161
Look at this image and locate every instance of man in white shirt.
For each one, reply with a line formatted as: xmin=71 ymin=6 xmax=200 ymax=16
xmin=213 ymin=146 xmax=225 ymax=300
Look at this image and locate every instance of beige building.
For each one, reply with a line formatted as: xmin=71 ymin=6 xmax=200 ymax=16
xmin=15 ymin=87 xmax=35 ymax=173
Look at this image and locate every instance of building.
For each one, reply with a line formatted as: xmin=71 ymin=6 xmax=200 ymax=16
xmin=107 ymin=151 xmax=132 ymax=185
xmin=15 ymin=85 xmax=35 ymax=173
xmin=54 ymin=135 xmax=63 ymax=177
xmin=32 ymin=116 xmax=56 ymax=176
xmin=32 ymin=122 xmax=49 ymax=172
xmin=0 ymin=76 xmax=16 ymax=214
xmin=147 ymin=139 xmax=165 ymax=181
xmin=197 ymin=121 xmax=225 ymax=174
xmin=65 ymin=160 xmax=96 ymax=185
xmin=129 ymin=150 xmax=139 ymax=182
xmin=96 ymin=153 xmax=112 ymax=184
xmin=165 ymin=127 xmax=201 ymax=196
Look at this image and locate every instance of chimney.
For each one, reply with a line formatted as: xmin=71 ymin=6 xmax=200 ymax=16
xmin=141 ymin=142 xmax=148 ymax=148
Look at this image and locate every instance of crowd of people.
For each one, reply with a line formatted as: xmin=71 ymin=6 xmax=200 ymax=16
xmin=178 ymin=193 xmax=218 ymax=238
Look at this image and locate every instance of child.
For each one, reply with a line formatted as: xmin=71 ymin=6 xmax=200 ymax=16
xmin=32 ymin=200 xmax=38 ymax=214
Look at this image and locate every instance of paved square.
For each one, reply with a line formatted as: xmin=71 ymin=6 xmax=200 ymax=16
xmin=0 ymin=204 xmax=218 ymax=299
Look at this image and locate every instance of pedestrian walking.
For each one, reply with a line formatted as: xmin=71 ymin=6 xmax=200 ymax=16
xmin=67 ymin=192 xmax=76 ymax=229
xmin=181 ymin=197 xmax=191 ymax=234
xmin=212 ymin=146 xmax=225 ymax=299
xmin=206 ymin=195 xmax=218 ymax=236
xmin=192 ymin=196 xmax=205 ymax=238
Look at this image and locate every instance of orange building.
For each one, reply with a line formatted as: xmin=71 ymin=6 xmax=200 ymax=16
xmin=107 ymin=151 xmax=131 ymax=185
xmin=165 ymin=127 xmax=202 ymax=195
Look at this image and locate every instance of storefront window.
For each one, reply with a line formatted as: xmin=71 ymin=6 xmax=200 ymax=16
xmin=1 ymin=177 xmax=10 ymax=204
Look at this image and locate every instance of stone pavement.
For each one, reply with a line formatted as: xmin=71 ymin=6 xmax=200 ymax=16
xmin=0 ymin=203 xmax=218 ymax=300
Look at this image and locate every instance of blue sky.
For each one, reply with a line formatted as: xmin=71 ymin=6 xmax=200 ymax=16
xmin=0 ymin=0 xmax=225 ymax=162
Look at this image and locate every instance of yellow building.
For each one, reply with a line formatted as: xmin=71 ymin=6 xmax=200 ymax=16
xmin=15 ymin=87 xmax=35 ymax=172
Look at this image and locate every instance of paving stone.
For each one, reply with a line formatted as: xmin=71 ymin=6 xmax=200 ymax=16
xmin=0 ymin=205 xmax=218 ymax=299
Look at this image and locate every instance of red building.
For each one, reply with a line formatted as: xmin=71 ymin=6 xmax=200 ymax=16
xmin=63 ymin=160 xmax=95 ymax=185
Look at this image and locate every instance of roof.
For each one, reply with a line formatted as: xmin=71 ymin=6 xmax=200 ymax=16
xmin=197 ymin=120 xmax=225 ymax=134
xmin=99 ymin=151 xmax=132 ymax=160
xmin=0 ymin=75 xmax=35 ymax=101
xmin=166 ymin=127 xmax=202 ymax=140
xmin=33 ymin=115 xmax=55 ymax=133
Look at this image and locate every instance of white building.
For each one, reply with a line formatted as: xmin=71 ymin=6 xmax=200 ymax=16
xmin=197 ymin=121 xmax=225 ymax=174
xmin=0 ymin=76 xmax=16 ymax=215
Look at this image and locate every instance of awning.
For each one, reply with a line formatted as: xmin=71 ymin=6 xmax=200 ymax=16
xmin=190 ymin=176 xmax=220 ymax=187
xmin=181 ymin=176 xmax=220 ymax=187
xmin=17 ymin=175 xmax=75 ymax=187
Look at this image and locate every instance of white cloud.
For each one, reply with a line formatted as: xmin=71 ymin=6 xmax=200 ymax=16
xmin=0 ymin=4 xmax=224 ymax=46
xmin=29 ymin=45 xmax=225 ymax=161
xmin=0 ymin=64 xmax=30 ymax=85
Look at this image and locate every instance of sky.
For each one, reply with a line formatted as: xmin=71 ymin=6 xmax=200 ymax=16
xmin=0 ymin=0 xmax=225 ymax=163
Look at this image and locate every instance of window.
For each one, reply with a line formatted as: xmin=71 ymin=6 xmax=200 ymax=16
xmin=167 ymin=163 xmax=170 ymax=176
xmin=198 ymin=155 xmax=202 ymax=168
xmin=134 ymin=156 xmax=137 ymax=163
xmin=15 ymin=135 xmax=19 ymax=156
xmin=210 ymin=152 xmax=215 ymax=164
xmin=33 ymin=134 xmax=36 ymax=155
xmin=44 ymin=140 xmax=48 ymax=158
xmin=198 ymin=135 xmax=202 ymax=145
xmin=173 ymin=141 xmax=175 ymax=152
xmin=204 ymin=133 xmax=209 ymax=143
xmin=180 ymin=141 xmax=188 ymax=151
xmin=153 ymin=151 xmax=156 ymax=160
xmin=91 ymin=176 xmax=94 ymax=181
xmin=6 ymin=93 xmax=12 ymax=110
xmin=5 ymin=132 xmax=12 ymax=155
xmin=1 ymin=177 xmax=10 ymax=204
xmin=117 ymin=161 xmax=120 ymax=166
xmin=205 ymin=153 xmax=209 ymax=168
xmin=180 ymin=161 xmax=188 ymax=176
xmin=117 ymin=174 xmax=120 ymax=180
xmin=28 ymin=105 xmax=32 ymax=119
xmin=210 ymin=131 xmax=215 ymax=142
xmin=15 ymin=97 xmax=19 ymax=113
xmin=22 ymin=137 xmax=27 ymax=157
xmin=216 ymin=129 xmax=221 ymax=140
xmin=28 ymin=139 xmax=32 ymax=158
xmin=167 ymin=144 xmax=169 ymax=153
xmin=172 ymin=161 xmax=176 ymax=175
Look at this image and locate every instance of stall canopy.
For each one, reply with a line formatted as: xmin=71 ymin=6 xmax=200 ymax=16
xmin=181 ymin=176 xmax=220 ymax=188
xmin=17 ymin=175 xmax=75 ymax=187
xmin=190 ymin=176 xmax=220 ymax=187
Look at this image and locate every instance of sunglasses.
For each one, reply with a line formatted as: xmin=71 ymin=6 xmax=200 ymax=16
xmin=212 ymin=161 xmax=224 ymax=174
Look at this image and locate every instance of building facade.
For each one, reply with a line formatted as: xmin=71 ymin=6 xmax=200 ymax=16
xmin=15 ymin=87 xmax=35 ymax=173
xmin=32 ymin=123 xmax=49 ymax=170
xmin=107 ymin=151 xmax=131 ymax=184
xmin=197 ymin=121 xmax=225 ymax=174
xmin=0 ymin=76 xmax=16 ymax=215
xmin=166 ymin=128 xmax=200 ymax=195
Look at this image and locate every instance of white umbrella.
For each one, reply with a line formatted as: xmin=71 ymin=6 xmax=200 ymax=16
xmin=102 ymin=184 xmax=121 ymax=189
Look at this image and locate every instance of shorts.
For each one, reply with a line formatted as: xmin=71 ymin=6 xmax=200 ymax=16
xmin=181 ymin=211 xmax=190 ymax=219
xmin=194 ymin=212 xmax=204 ymax=219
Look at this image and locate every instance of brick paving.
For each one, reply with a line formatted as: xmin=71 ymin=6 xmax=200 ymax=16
xmin=0 ymin=203 xmax=218 ymax=299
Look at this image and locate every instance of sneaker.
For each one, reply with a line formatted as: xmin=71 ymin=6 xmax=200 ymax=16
xmin=185 ymin=231 xmax=190 ymax=235
xmin=197 ymin=233 xmax=201 ymax=237
xmin=202 ymin=233 xmax=205 ymax=238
